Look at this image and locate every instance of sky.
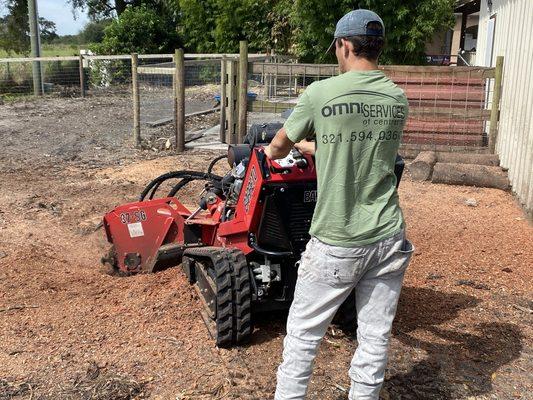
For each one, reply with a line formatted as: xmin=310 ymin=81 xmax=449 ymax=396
xmin=39 ymin=0 xmax=90 ymax=35
xmin=0 ymin=0 xmax=90 ymax=36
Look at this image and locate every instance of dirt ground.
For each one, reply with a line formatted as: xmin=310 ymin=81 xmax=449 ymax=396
xmin=0 ymin=94 xmax=532 ymax=400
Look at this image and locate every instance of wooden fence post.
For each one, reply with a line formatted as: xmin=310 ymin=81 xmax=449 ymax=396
xmin=226 ymin=59 xmax=238 ymax=144
xmin=489 ymin=56 xmax=504 ymax=154
xmin=131 ymin=53 xmax=141 ymax=147
xmin=219 ymin=56 xmax=227 ymax=143
xmin=78 ymin=53 xmax=85 ymax=98
xmin=237 ymin=40 xmax=248 ymax=143
xmin=174 ymin=48 xmax=185 ymax=153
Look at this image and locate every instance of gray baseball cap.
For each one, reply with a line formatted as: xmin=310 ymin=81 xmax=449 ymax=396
xmin=326 ymin=9 xmax=385 ymax=53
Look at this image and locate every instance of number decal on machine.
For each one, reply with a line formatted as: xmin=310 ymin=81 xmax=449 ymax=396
xmin=119 ymin=210 xmax=147 ymax=224
xmin=303 ymin=190 xmax=317 ymax=203
xmin=243 ymin=167 xmax=257 ymax=213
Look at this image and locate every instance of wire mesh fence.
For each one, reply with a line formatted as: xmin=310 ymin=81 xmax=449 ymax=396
xmin=0 ymin=55 xmax=135 ymax=99
xmin=383 ymin=66 xmax=494 ymax=149
xmin=1 ymin=54 xmax=499 ymax=151
xmin=0 ymin=58 xmax=81 ymax=96
xmin=137 ymin=58 xmax=222 ymax=127
xmin=247 ymin=62 xmax=498 ymax=150
xmin=0 ymin=54 xmax=227 ymax=149
xmin=136 ymin=57 xmax=223 ymax=148
xmin=85 ymin=56 xmax=133 ymax=95
xmin=248 ymin=63 xmax=337 ymax=111
xmin=137 ymin=56 xmax=174 ymax=128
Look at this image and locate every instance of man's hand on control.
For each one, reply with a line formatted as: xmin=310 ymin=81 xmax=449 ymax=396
xmin=294 ymin=139 xmax=315 ymax=156
xmin=263 ymin=145 xmax=274 ymax=159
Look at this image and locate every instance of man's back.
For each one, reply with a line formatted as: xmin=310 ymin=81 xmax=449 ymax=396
xmin=285 ymin=70 xmax=409 ymax=246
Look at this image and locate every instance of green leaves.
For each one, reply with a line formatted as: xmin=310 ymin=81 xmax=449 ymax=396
xmin=91 ymin=5 xmax=181 ymax=54
xmin=79 ymin=0 xmax=455 ymax=65
xmin=287 ymin=0 xmax=455 ymax=64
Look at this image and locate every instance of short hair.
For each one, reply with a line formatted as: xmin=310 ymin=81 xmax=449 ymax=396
xmin=336 ymin=22 xmax=385 ymax=61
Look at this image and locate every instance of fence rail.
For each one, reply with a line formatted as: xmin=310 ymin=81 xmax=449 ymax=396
xmin=0 ymin=53 xmax=269 ymax=63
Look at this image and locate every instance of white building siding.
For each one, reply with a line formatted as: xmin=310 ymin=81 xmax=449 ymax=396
xmin=476 ymin=0 xmax=533 ymax=215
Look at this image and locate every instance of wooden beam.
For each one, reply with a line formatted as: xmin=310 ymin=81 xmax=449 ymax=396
xmin=248 ymin=62 xmax=494 ymax=79
xmin=226 ymin=60 xmax=238 ymax=144
xmin=489 ymin=56 xmax=504 ymax=153
xmin=219 ymin=56 xmax=227 ymax=143
xmin=174 ymin=49 xmax=185 ymax=153
xmin=408 ymin=107 xmax=491 ymax=119
xmin=237 ymin=40 xmax=248 ymax=143
xmin=459 ymin=12 xmax=468 ymax=51
xmin=248 ymin=100 xmax=295 ymax=113
xmin=78 ymin=53 xmax=85 ymax=98
xmin=131 ymin=53 xmax=141 ymax=147
xmin=249 ymin=100 xmax=491 ymax=120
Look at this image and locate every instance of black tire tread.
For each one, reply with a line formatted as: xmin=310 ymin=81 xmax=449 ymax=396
xmin=227 ymin=249 xmax=252 ymax=344
xmin=184 ymin=247 xmax=233 ymax=347
xmin=184 ymin=247 xmax=252 ymax=347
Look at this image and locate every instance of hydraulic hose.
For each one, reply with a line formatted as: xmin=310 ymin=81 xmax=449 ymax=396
xmin=167 ymin=177 xmax=201 ymax=198
xmin=139 ymin=170 xmax=223 ymax=201
xmin=207 ymin=154 xmax=228 ymax=175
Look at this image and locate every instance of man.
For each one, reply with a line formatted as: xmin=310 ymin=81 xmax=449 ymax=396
xmin=263 ymin=9 xmax=414 ymax=400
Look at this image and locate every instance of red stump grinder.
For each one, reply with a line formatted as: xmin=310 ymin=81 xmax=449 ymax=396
xmin=102 ymin=123 xmax=405 ymax=347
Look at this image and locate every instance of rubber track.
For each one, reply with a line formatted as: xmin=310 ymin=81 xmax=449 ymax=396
xmin=184 ymin=247 xmax=253 ymax=347
xmin=227 ymin=249 xmax=252 ymax=344
xmin=183 ymin=247 xmax=233 ymax=347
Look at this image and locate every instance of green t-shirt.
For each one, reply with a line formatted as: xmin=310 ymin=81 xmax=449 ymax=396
xmin=284 ymin=70 xmax=409 ymax=247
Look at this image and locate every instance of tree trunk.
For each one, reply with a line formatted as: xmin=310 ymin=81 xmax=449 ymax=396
xmin=432 ymin=163 xmax=510 ymax=190
xmin=114 ymin=0 xmax=127 ymax=15
xmin=407 ymin=151 xmax=437 ymax=181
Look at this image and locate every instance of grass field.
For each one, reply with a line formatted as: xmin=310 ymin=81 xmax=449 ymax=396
xmin=0 ymin=43 xmax=88 ymax=58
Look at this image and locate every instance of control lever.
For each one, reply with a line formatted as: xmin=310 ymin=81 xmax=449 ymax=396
xmin=256 ymin=148 xmax=271 ymax=179
xmin=291 ymin=148 xmax=308 ymax=168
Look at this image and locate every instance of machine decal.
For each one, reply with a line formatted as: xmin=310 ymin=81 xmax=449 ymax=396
xmin=120 ymin=210 xmax=147 ymax=224
xmin=243 ymin=166 xmax=257 ymax=213
xmin=303 ymin=190 xmax=317 ymax=203
xmin=127 ymin=222 xmax=145 ymax=238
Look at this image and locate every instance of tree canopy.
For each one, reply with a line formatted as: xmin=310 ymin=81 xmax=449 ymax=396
xmin=1 ymin=0 xmax=456 ymax=64
xmin=265 ymin=0 xmax=456 ymax=64
xmin=78 ymin=19 xmax=113 ymax=44
xmin=90 ymin=5 xmax=180 ymax=54
xmin=68 ymin=0 xmax=150 ymax=19
xmin=0 ymin=0 xmax=58 ymax=54
xmin=169 ymin=0 xmax=456 ymax=64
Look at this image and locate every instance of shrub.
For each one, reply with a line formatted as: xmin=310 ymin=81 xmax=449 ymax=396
xmin=91 ymin=6 xmax=181 ymax=55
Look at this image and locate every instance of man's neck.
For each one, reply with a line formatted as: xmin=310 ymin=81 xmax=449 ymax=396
xmin=343 ymin=57 xmax=379 ymax=72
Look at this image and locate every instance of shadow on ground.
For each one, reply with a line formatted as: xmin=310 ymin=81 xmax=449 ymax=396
xmin=385 ymin=287 xmax=523 ymax=399
xmin=250 ymin=287 xmax=523 ymax=399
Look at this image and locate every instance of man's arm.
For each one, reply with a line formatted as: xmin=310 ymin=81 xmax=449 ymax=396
xmin=264 ymin=127 xmax=294 ymax=160
xmin=264 ymin=90 xmax=315 ymax=159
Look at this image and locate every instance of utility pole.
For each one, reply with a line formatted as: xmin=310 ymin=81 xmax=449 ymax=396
xmin=27 ymin=0 xmax=43 ymax=95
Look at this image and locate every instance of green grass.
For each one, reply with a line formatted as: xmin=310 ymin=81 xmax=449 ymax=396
xmin=0 ymin=43 xmax=89 ymax=58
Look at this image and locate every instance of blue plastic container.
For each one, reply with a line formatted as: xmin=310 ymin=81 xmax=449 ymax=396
xmin=215 ymin=92 xmax=257 ymax=102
